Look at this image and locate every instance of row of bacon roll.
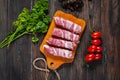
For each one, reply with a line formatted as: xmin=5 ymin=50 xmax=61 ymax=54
xmin=43 ymin=17 xmax=82 ymax=59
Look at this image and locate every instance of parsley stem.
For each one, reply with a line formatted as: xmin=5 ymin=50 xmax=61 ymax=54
xmin=0 ymin=31 xmax=28 ymax=48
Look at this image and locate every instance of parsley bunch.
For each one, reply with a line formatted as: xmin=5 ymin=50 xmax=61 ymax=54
xmin=0 ymin=0 xmax=50 ymax=48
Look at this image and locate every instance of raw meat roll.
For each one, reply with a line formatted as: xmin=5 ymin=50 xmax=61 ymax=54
xmin=47 ymin=38 xmax=76 ymax=50
xmin=54 ymin=17 xmax=82 ymax=34
xmin=52 ymin=28 xmax=80 ymax=43
xmin=44 ymin=45 xmax=72 ymax=58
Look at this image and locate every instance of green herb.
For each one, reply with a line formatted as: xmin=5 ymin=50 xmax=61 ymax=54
xmin=0 ymin=0 xmax=50 ymax=48
xmin=32 ymin=36 xmax=39 ymax=43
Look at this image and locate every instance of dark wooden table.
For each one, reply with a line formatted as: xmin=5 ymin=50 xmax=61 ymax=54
xmin=0 ymin=0 xmax=120 ymax=80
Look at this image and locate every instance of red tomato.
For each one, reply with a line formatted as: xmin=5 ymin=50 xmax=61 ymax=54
xmin=92 ymin=39 xmax=101 ymax=46
xmin=92 ymin=32 xmax=101 ymax=39
xmin=85 ymin=53 xmax=95 ymax=62
xmin=95 ymin=54 xmax=102 ymax=60
xmin=96 ymin=46 xmax=103 ymax=53
xmin=88 ymin=45 xmax=97 ymax=53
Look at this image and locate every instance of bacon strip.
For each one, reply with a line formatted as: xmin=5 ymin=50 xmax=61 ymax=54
xmin=44 ymin=45 xmax=72 ymax=58
xmin=52 ymin=28 xmax=80 ymax=43
xmin=54 ymin=17 xmax=82 ymax=34
xmin=47 ymin=38 xmax=76 ymax=50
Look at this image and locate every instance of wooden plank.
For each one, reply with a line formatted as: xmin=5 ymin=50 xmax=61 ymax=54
xmin=0 ymin=0 xmax=8 ymax=80
xmin=101 ymin=0 xmax=120 ymax=80
xmin=5 ymin=0 xmax=35 ymax=80
xmin=0 ymin=0 xmax=34 ymax=80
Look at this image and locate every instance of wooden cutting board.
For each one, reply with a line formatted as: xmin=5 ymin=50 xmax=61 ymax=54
xmin=40 ymin=10 xmax=86 ymax=70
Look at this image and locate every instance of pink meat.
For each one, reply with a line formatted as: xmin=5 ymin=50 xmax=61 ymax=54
xmin=52 ymin=28 xmax=80 ymax=43
xmin=44 ymin=45 xmax=72 ymax=58
xmin=54 ymin=17 xmax=82 ymax=34
xmin=47 ymin=38 xmax=76 ymax=50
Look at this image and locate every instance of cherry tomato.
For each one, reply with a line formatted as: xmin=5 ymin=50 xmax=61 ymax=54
xmin=92 ymin=32 xmax=101 ymax=39
xmin=95 ymin=53 xmax=102 ymax=60
xmin=96 ymin=46 xmax=103 ymax=53
xmin=85 ymin=53 xmax=95 ymax=62
xmin=92 ymin=39 xmax=101 ymax=46
xmin=88 ymin=45 xmax=97 ymax=53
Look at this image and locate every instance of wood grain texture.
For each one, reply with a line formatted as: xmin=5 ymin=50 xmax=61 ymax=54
xmin=0 ymin=0 xmax=120 ymax=80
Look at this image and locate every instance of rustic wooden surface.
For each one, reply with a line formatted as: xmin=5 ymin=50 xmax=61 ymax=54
xmin=0 ymin=0 xmax=120 ymax=80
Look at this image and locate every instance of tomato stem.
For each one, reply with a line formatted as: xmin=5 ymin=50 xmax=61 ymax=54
xmin=86 ymin=64 xmax=90 ymax=68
